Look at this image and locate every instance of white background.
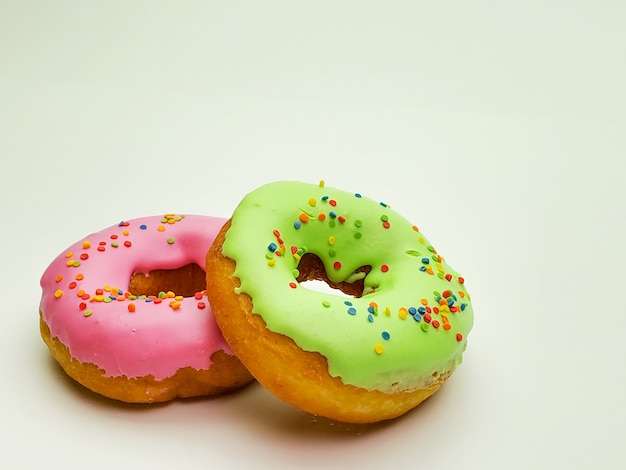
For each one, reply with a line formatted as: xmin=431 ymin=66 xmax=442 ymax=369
xmin=1 ymin=1 xmax=625 ymax=469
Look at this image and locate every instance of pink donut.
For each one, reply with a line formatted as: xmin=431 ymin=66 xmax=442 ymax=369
xmin=39 ymin=214 xmax=253 ymax=403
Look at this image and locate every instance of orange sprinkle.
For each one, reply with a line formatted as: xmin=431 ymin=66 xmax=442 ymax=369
xmin=169 ymin=301 xmax=181 ymax=309
xmin=123 ymin=230 xmax=129 ymax=236
xmin=116 ymin=296 xmax=125 ymax=301
xmin=299 ymin=213 xmax=310 ymax=223
xmin=318 ymin=213 xmax=326 ymax=221
xmin=458 ymin=291 xmax=466 ymax=298
xmin=157 ymin=226 xmax=166 ymax=232
xmin=77 ymin=289 xmax=85 ymax=297
xmin=75 ymin=273 xmax=84 ymax=280
xmin=127 ymin=303 xmax=136 ymax=312
xmin=443 ymin=323 xmax=452 ymax=331
xmin=412 ymin=225 xmax=419 ymax=232
xmin=167 ymin=218 xmax=176 ymax=224
xmin=420 ymin=298 xmax=428 ymax=305
xmin=55 ymin=275 xmax=63 ymax=283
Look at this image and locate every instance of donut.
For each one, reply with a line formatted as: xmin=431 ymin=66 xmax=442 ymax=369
xmin=40 ymin=214 xmax=254 ymax=403
xmin=206 ymin=181 xmax=474 ymax=423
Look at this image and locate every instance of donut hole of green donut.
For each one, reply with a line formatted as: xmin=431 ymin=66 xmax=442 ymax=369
xmin=295 ymin=253 xmax=371 ymax=298
xmin=128 ymin=263 xmax=207 ymax=298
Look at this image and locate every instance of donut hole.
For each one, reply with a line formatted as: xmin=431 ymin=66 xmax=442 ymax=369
xmin=128 ymin=263 xmax=206 ymax=298
xmin=296 ymin=253 xmax=371 ymax=298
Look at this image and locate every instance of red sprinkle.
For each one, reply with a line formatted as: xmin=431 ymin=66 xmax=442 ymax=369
xmin=68 ymin=281 xmax=77 ymax=289
xmin=338 ymin=215 xmax=346 ymax=223
xmin=458 ymin=277 xmax=465 ymax=284
xmin=456 ymin=333 xmax=463 ymax=342
xmin=97 ymin=246 xmax=105 ymax=252
xmin=124 ymin=241 xmax=132 ymax=247
xmin=79 ymin=302 xmax=87 ymax=311
xmin=110 ymin=234 xmax=118 ymax=239
xmin=95 ymin=289 xmax=103 ymax=295
xmin=194 ymin=292 xmax=203 ymax=300
xmin=432 ymin=320 xmax=440 ymax=329
xmin=333 ymin=261 xmax=342 ymax=270
xmin=424 ymin=313 xmax=432 ymax=323
xmin=329 ymin=199 xmax=337 ymax=206
xmin=197 ymin=302 xmax=206 ymax=309
xmin=80 ymin=253 xmax=89 ymax=260
xmin=382 ymin=221 xmax=391 ymax=229
xmin=445 ymin=273 xmax=452 ymax=281
xmin=381 ymin=264 xmax=389 ymax=273
xmin=289 ymin=282 xmax=297 ymax=289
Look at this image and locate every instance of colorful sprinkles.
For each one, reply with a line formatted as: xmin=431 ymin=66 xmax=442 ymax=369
xmin=48 ymin=214 xmax=210 ymax=318
xmin=261 ymin=185 xmax=471 ymax=355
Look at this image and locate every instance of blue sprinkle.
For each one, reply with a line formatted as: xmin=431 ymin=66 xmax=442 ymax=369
xmin=139 ymin=224 xmax=147 ymax=230
xmin=419 ymin=266 xmax=427 ymax=272
xmin=418 ymin=306 xmax=426 ymax=314
xmin=145 ymin=298 xmax=153 ymax=302
xmin=368 ymin=313 xmax=374 ymax=322
xmin=461 ymin=304 xmax=466 ymax=311
xmin=421 ymin=258 xmax=430 ymax=264
xmin=321 ymin=195 xmax=329 ymax=201
xmin=268 ymin=242 xmax=277 ymax=252
xmin=293 ymin=221 xmax=301 ymax=229
xmin=447 ymin=299 xmax=454 ymax=307
xmin=344 ymin=300 xmax=353 ymax=306
xmin=354 ymin=193 xmax=362 ymax=198
xmin=413 ymin=314 xmax=422 ymax=322
xmin=382 ymin=331 xmax=390 ymax=340
xmin=347 ymin=307 xmax=357 ymax=315
xmin=452 ymin=294 xmax=458 ymax=301
xmin=118 ymin=221 xmax=125 ymax=226
xmin=329 ymin=211 xmax=337 ymax=218
xmin=367 ymin=306 xmax=375 ymax=314
xmin=109 ymin=295 xmax=116 ymax=300
xmin=408 ymin=306 xmax=417 ymax=315
xmin=380 ymin=202 xmax=387 ymax=207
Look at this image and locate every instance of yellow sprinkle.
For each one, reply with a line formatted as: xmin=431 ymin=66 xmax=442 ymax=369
xmin=398 ymin=307 xmax=408 ymax=320
xmin=123 ymin=230 xmax=129 ymax=236
xmin=65 ymin=251 xmax=73 ymax=258
xmin=174 ymin=295 xmax=184 ymax=301
xmin=169 ymin=301 xmax=181 ymax=309
xmin=54 ymin=289 xmax=63 ymax=298
xmin=374 ymin=344 xmax=384 ymax=354
xmin=293 ymin=253 xmax=301 ymax=261
xmin=166 ymin=291 xmax=176 ymax=298
xmin=66 ymin=259 xmax=75 ymax=267
xmin=103 ymin=285 xmax=112 ymax=292
xmin=319 ymin=180 xmax=325 ymax=187
xmin=385 ymin=306 xmax=391 ymax=316
xmin=308 ymin=197 xmax=317 ymax=207
xmin=167 ymin=218 xmax=176 ymax=224
xmin=267 ymin=259 xmax=276 ymax=266
xmin=94 ymin=295 xmax=104 ymax=302
xmin=328 ymin=236 xmax=335 ymax=245
xmin=82 ymin=241 xmax=91 ymax=249
xmin=157 ymin=226 xmax=166 ymax=232
xmin=419 ymin=237 xmax=425 ymax=244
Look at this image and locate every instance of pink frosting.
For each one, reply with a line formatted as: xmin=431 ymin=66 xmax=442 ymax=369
xmin=39 ymin=214 xmax=231 ymax=380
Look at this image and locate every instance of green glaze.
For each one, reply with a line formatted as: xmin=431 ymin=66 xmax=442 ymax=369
xmin=222 ymin=181 xmax=474 ymax=392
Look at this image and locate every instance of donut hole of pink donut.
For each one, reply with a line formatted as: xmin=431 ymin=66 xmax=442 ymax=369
xmin=128 ymin=262 xmax=207 ymax=299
